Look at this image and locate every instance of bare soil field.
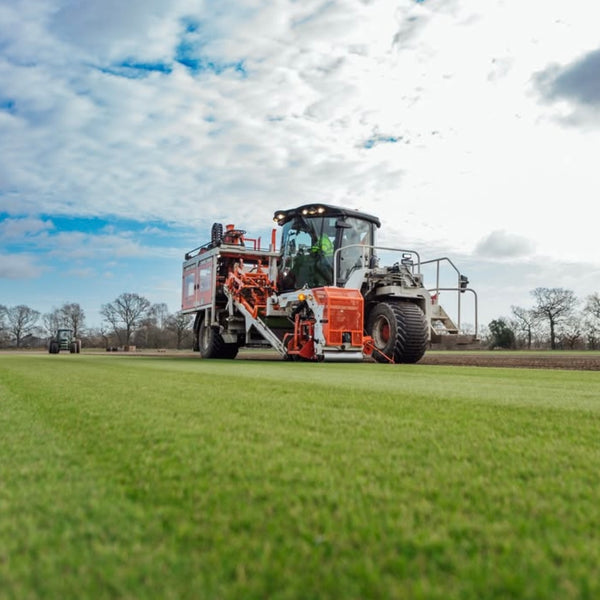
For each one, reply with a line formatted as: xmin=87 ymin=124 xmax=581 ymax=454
xmin=418 ymin=352 xmax=600 ymax=371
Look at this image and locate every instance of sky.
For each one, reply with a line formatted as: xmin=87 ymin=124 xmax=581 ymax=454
xmin=1 ymin=0 xmax=600 ymax=333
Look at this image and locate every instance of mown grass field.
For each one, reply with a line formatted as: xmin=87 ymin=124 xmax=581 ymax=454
xmin=1 ymin=353 xmax=599 ymax=599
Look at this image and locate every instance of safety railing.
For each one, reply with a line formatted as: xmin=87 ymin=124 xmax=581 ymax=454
xmin=422 ymin=257 xmax=478 ymax=336
xmin=332 ymin=244 xmax=421 ymax=286
xmin=332 ymin=248 xmax=478 ymax=336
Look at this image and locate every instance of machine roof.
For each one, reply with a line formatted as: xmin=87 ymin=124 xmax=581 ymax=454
xmin=273 ymin=204 xmax=381 ymax=228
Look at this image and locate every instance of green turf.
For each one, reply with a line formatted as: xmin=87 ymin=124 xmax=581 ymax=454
xmin=1 ymin=354 xmax=599 ymax=599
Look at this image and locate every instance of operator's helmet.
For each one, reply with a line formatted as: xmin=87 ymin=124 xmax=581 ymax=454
xmin=311 ymin=234 xmax=334 ymax=256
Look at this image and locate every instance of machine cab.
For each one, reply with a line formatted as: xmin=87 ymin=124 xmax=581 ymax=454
xmin=273 ymin=204 xmax=381 ymax=290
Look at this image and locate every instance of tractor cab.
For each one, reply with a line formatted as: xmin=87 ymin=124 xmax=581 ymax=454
xmin=56 ymin=328 xmax=73 ymax=345
xmin=273 ymin=204 xmax=381 ymax=290
xmin=48 ymin=328 xmax=81 ymax=354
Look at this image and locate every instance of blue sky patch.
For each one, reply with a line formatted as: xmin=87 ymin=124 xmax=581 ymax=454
xmin=175 ymin=42 xmax=247 ymax=76
xmin=363 ymin=135 xmax=402 ymax=149
xmin=118 ymin=60 xmax=172 ymax=74
xmin=0 ymin=98 xmax=16 ymax=113
xmin=0 ymin=214 xmax=176 ymax=244
xmin=98 ymin=61 xmax=172 ymax=79
xmin=175 ymin=17 xmax=247 ymax=77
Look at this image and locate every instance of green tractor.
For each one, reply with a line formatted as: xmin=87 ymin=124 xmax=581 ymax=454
xmin=48 ymin=328 xmax=81 ymax=354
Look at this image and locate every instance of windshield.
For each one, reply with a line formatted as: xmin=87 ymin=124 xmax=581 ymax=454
xmin=336 ymin=217 xmax=375 ymax=284
xmin=278 ymin=215 xmax=375 ymax=290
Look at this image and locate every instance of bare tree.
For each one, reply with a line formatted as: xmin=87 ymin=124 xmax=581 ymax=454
xmin=531 ymin=287 xmax=577 ymax=350
xmin=140 ymin=303 xmax=172 ymax=348
xmin=511 ymin=306 xmax=537 ymax=349
xmin=0 ymin=305 xmax=8 ymax=347
xmin=149 ymin=303 xmax=169 ymax=329
xmin=559 ymin=314 xmax=584 ymax=350
xmin=583 ymin=293 xmax=600 ymax=349
xmin=167 ymin=311 xmax=193 ymax=349
xmin=100 ymin=293 xmax=151 ymax=347
xmin=132 ymin=303 xmax=169 ymax=348
xmin=82 ymin=326 xmax=113 ymax=349
xmin=42 ymin=303 xmax=85 ymax=338
xmin=60 ymin=302 xmax=85 ymax=337
xmin=584 ymin=293 xmax=600 ymax=323
xmin=43 ymin=308 xmax=64 ymax=336
xmin=5 ymin=305 xmax=40 ymax=348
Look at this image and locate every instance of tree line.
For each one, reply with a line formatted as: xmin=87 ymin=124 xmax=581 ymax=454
xmin=485 ymin=287 xmax=600 ymax=350
xmin=3 ymin=286 xmax=600 ymax=351
xmin=0 ymin=293 xmax=193 ymax=350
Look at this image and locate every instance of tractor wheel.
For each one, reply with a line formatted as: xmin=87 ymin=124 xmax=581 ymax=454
xmin=367 ymin=301 xmax=428 ymax=364
xmin=211 ymin=222 xmax=223 ymax=246
xmin=198 ymin=316 xmax=238 ymax=359
xmin=49 ymin=340 xmax=59 ymax=354
xmin=69 ymin=342 xmax=77 ymax=353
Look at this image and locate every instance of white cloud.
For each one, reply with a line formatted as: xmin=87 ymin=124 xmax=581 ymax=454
xmin=475 ymin=230 xmax=535 ymax=259
xmin=2 ymin=0 xmax=600 ymax=324
xmin=534 ymin=48 xmax=600 ymax=128
xmin=0 ymin=217 xmax=54 ymax=238
xmin=0 ymin=253 xmax=44 ymax=279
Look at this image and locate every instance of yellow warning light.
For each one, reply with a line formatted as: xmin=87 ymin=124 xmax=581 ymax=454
xmin=298 ymin=293 xmax=307 ymax=302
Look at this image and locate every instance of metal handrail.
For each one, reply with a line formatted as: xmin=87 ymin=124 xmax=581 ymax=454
xmin=428 ymin=287 xmax=478 ymax=336
xmin=421 ymin=257 xmax=477 ymax=335
xmin=421 ymin=256 xmax=462 ymax=291
xmin=333 ymin=244 xmax=421 ymax=286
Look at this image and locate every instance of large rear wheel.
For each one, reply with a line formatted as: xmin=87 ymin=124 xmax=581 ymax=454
xmin=367 ymin=301 xmax=428 ymax=364
xmin=198 ymin=315 xmax=239 ymax=359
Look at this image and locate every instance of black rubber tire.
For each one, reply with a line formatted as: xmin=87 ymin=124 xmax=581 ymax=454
xmin=367 ymin=301 xmax=428 ymax=364
xmin=192 ymin=313 xmax=201 ymax=352
xmin=198 ymin=316 xmax=239 ymax=359
xmin=211 ymin=223 xmax=223 ymax=246
xmin=49 ymin=340 xmax=59 ymax=354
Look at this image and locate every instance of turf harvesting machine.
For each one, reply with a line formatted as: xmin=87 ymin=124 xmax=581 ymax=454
xmin=181 ymin=204 xmax=477 ymax=363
